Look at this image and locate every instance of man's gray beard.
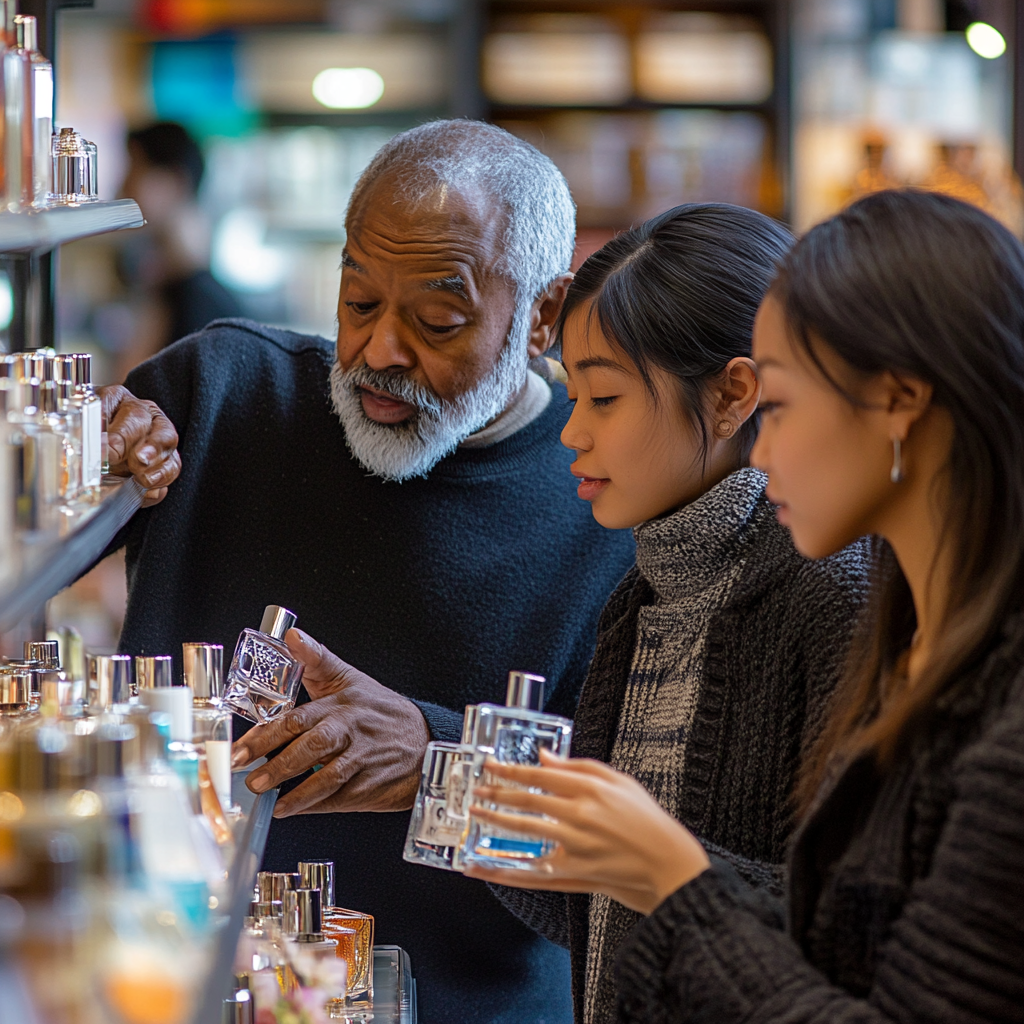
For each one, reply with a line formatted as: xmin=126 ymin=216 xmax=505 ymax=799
xmin=330 ymin=322 xmax=530 ymax=482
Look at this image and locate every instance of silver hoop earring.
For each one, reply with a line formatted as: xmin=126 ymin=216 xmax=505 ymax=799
xmin=717 ymin=420 xmax=735 ymax=439
xmin=890 ymin=437 xmax=904 ymax=484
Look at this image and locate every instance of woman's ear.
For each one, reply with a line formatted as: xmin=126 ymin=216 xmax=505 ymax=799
xmin=714 ymin=357 xmax=761 ymax=435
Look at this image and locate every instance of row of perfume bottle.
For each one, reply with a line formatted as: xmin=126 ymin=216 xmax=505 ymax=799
xmin=404 ymin=671 xmax=573 ymax=874
xmin=0 ymin=349 xmax=107 ymax=579
xmin=0 ymin=639 xmax=241 ymax=1024
xmin=1 ymin=636 xmax=234 ymax=814
xmin=234 ymin=861 xmax=375 ymax=1021
xmin=0 ymin=1 xmax=99 ymax=210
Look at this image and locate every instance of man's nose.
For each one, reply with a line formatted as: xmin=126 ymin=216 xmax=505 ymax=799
xmin=363 ymin=308 xmax=416 ymax=372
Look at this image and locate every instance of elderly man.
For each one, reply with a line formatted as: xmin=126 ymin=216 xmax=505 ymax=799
xmin=103 ymin=120 xmax=635 ymax=1022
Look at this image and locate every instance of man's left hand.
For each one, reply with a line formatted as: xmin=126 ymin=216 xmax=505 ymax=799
xmin=230 ymin=628 xmax=431 ymax=817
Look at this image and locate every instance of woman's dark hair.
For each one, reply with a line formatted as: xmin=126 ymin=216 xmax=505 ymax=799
xmin=556 ymin=203 xmax=794 ymax=465
xmin=127 ymin=122 xmax=205 ymax=195
xmin=781 ymin=190 xmax=1024 ymax=811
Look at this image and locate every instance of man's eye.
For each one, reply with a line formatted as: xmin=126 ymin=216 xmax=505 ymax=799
xmin=592 ymin=396 xmax=618 ymax=408
xmin=421 ymin=322 xmax=461 ymax=335
xmin=345 ymin=301 xmax=377 ymax=315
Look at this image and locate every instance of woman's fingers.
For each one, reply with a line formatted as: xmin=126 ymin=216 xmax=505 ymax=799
xmin=469 ymin=805 xmax=566 ymax=844
xmin=471 ymin=784 xmax=570 ymax=819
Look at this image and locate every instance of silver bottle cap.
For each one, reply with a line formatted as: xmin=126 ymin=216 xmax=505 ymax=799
xmin=25 ymin=641 xmax=60 ymax=670
xmin=70 ymin=352 xmax=93 ymax=388
xmin=14 ymin=14 xmax=36 ymax=51
xmin=290 ymin=888 xmax=323 ymax=937
xmin=221 ymin=991 xmax=253 ymax=1024
xmin=257 ymin=871 xmax=300 ymax=905
xmin=505 ymin=671 xmax=545 ymax=711
xmin=135 ymin=655 xmax=173 ymax=689
xmin=182 ymin=643 xmax=223 ymax=699
xmin=31 ymin=351 xmax=54 ymax=383
xmin=54 ymin=354 xmax=73 ymax=382
xmin=87 ymin=654 xmax=132 ymax=707
xmin=298 ymin=860 xmax=334 ymax=908
xmin=461 ymin=705 xmax=479 ymax=744
xmin=0 ymin=666 xmax=32 ymax=706
xmin=21 ymin=378 xmax=40 ymax=415
xmin=39 ymin=381 xmax=58 ymax=414
xmin=258 ymin=605 xmax=298 ymax=640
xmin=57 ymin=378 xmax=73 ymax=406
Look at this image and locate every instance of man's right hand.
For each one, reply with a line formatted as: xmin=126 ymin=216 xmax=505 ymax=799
xmin=99 ymin=385 xmax=181 ymax=507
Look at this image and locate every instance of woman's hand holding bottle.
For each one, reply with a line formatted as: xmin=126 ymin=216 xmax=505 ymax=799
xmin=463 ymin=750 xmax=711 ymax=914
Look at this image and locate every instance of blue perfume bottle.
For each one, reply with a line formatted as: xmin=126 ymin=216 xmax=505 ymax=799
xmin=462 ymin=672 xmax=572 ymax=871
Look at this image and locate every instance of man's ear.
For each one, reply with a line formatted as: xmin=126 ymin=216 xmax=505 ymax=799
xmin=527 ymin=273 xmax=574 ymax=358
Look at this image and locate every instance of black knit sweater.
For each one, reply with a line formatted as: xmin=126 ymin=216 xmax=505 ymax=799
xmin=615 ymin=614 xmax=1024 ymax=1023
xmin=491 ymin=470 xmax=871 ymax=1022
xmin=108 ymin=319 xmax=637 ymax=1024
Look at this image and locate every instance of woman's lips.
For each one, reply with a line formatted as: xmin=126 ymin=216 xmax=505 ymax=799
xmin=573 ymin=474 xmax=610 ymax=502
xmin=359 ymin=385 xmax=417 ymax=424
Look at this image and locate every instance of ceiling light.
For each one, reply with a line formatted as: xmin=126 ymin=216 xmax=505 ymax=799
xmin=312 ymin=67 xmax=385 ymax=109
xmin=965 ymin=22 xmax=1006 ymax=60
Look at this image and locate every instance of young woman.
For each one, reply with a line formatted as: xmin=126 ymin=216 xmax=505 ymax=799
xmin=469 ymin=190 xmax=1024 ymax=1022
xmin=470 ymin=204 xmax=870 ymax=1024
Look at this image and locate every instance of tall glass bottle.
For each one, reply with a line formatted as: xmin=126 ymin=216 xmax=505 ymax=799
xmin=0 ymin=373 xmax=15 ymax=583
xmin=70 ymin=353 xmax=103 ymax=497
xmin=183 ymin=642 xmax=232 ymax=814
xmin=3 ymin=12 xmax=32 ymax=210
xmin=18 ymin=15 xmax=51 ymax=205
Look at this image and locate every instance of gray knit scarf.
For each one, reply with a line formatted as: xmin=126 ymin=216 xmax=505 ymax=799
xmin=584 ymin=468 xmax=773 ymax=1024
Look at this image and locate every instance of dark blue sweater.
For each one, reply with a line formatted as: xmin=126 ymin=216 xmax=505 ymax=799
xmin=112 ymin=319 xmax=636 ymax=1024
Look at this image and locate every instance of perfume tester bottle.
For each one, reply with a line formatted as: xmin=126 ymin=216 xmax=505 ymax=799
xmin=3 ymin=14 xmax=34 ymax=210
xmin=403 ymin=741 xmax=467 ymax=871
xmin=183 ymin=642 xmax=232 ymax=813
xmin=224 ymin=605 xmax=304 ymax=724
xmin=70 ymin=353 xmax=103 ymax=495
xmin=298 ymin=860 xmax=374 ymax=1010
xmin=462 ymin=671 xmax=573 ymax=871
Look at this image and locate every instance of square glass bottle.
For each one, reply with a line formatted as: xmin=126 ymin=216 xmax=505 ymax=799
xmin=403 ymin=742 xmax=468 ymax=871
xmin=298 ymin=860 xmax=374 ymax=1014
xmin=223 ymin=606 xmax=304 ymax=724
xmin=462 ymin=672 xmax=573 ymax=871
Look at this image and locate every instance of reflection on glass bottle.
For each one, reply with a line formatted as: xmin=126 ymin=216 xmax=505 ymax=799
xmin=403 ymin=742 xmax=467 ymax=872
xmin=224 ymin=606 xmax=304 ymax=724
xmin=183 ymin=643 xmax=232 ymax=814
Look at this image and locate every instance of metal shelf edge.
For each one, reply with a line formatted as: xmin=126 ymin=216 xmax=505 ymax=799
xmin=0 ymin=477 xmax=146 ymax=633
xmin=191 ymin=787 xmax=278 ymax=1024
xmin=0 ymin=199 xmax=145 ymax=254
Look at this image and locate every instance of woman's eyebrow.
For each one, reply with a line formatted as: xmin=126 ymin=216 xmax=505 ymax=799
xmin=573 ymin=356 xmax=630 ymax=373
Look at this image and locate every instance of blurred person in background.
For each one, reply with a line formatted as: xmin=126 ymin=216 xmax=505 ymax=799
xmin=116 ymin=121 xmax=241 ymax=376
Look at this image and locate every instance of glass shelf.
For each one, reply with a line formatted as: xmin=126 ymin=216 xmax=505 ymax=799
xmin=0 ymin=198 xmax=144 ymax=254
xmin=0 ymin=476 xmax=146 ymax=633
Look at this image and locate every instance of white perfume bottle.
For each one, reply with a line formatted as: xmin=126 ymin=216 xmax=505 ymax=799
xmin=224 ymin=605 xmax=304 ymax=724
xmin=70 ymin=353 xmax=103 ymax=495
xmin=461 ymin=671 xmax=573 ymax=871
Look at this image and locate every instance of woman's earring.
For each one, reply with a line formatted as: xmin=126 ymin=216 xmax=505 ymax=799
xmin=717 ymin=420 xmax=735 ymax=439
xmin=890 ymin=437 xmax=904 ymax=484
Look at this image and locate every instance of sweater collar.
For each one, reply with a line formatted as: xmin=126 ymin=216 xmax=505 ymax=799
xmin=633 ymin=468 xmax=771 ymax=603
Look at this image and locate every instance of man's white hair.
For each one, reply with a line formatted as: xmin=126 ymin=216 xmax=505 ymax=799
xmin=346 ymin=119 xmax=577 ymax=332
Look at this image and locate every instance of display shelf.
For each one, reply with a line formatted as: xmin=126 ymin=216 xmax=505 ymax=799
xmin=0 ymin=476 xmax=146 ymax=634
xmin=0 ymin=199 xmax=144 ymax=255
xmin=191 ymin=767 xmax=279 ymax=1024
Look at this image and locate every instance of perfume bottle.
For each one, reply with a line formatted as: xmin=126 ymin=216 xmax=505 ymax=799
xmin=4 ymin=15 xmax=34 ymax=210
xmin=461 ymin=671 xmax=573 ymax=871
xmin=0 ymin=373 xmax=15 ymax=583
xmin=183 ymin=642 xmax=232 ymax=813
xmin=224 ymin=605 xmax=304 ymax=724
xmin=298 ymin=860 xmax=374 ymax=1008
xmin=0 ymin=662 xmax=33 ymax=718
xmin=25 ymin=639 xmax=77 ymax=713
xmin=12 ymin=15 xmax=51 ymax=205
xmin=69 ymin=353 xmax=103 ymax=495
xmin=53 ymin=360 xmax=83 ymax=504
xmin=86 ymin=653 xmax=133 ymax=716
xmin=403 ymin=742 xmax=468 ymax=871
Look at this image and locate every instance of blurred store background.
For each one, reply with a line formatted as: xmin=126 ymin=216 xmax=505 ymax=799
xmin=12 ymin=0 xmax=1023 ymax=650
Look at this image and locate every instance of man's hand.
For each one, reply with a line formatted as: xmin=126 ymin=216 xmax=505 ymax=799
xmin=99 ymin=385 xmax=181 ymax=508
xmin=230 ymin=628 xmax=431 ymax=818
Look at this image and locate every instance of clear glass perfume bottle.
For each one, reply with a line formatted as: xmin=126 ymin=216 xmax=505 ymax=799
xmin=70 ymin=353 xmax=103 ymax=496
xmin=298 ymin=860 xmax=374 ymax=1010
xmin=403 ymin=742 xmax=468 ymax=872
xmin=183 ymin=642 xmax=232 ymax=813
xmin=461 ymin=671 xmax=573 ymax=871
xmin=224 ymin=605 xmax=304 ymax=724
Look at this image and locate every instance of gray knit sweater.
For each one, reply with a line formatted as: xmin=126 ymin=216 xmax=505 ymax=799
xmin=492 ymin=468 xmax=871 ymax=1024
